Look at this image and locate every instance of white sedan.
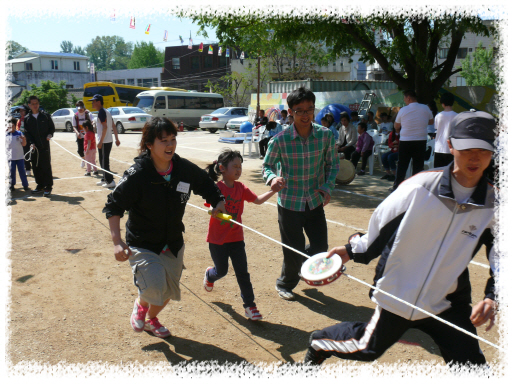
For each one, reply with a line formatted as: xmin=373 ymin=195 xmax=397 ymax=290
xmin=107 ymin=107 xmax=152 ymax=133
xmin=225 ymin=115 xmax=250 ymax=131
xmin=199 ymin=107 xmax=248 ymax=133
xmin=51 ymin=108 xmax=78 ymax=132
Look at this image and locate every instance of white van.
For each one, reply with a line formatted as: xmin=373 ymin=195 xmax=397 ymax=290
xmin=133 ymin=90 xmax=224 ymax=130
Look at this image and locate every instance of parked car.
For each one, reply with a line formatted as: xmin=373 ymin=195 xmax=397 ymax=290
xmin=107 ymin=107 xmax=152 ymax=133
xmin=52 ymin=108 xmax=78 ymax=132
xmin=199 ymin=107 xmax=248 ymax=133
xmin=9 ymin=105 xmax=46 ymax=120
xmin=225 ymin=115 xmax=250 ymax=131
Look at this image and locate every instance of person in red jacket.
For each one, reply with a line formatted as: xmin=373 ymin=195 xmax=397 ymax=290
xmin=380 ymin=126 xmax=400 ymax=181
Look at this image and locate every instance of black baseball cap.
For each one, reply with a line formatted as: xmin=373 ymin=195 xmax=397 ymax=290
xmin=449 ymin=111 xmax=495 ymax=152
xmin=88 ymin=94 xmax=103 ymax=102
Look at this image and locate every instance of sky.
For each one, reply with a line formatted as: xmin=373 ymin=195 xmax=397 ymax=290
xmin=5 ymin=8 xmax=218 ymax=54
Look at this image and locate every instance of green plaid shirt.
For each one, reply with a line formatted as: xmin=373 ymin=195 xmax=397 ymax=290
xmin=262 ymin=123 xmax=339 ymax=211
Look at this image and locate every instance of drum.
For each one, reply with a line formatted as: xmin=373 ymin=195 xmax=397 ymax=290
xmin=301 ymin=252 xmax=346 ymax=286
xmin=336 ymin=159 xmax=355 ymax=185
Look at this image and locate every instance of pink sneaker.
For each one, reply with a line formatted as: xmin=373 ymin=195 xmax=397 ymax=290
xmin=245 ymin=306 xmax=262 ymax=321
xmin=130 ymin=298 xmax=149 ymax=332
xmin=144 ymin=317 xmax=171 ymax=338
xmin=203 ymin=267 xmax=214 ymax=292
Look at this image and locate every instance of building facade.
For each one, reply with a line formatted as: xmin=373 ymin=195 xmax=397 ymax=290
xmin=96 ymin=67 xmax=164 ymax=87
xmin=6 ymin=51 xmax=90 ymax=90
xmin=161 ymin=44 xmax=231 ymax=92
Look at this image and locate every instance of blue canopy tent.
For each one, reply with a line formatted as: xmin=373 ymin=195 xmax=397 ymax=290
xmin=315 ymin=104 xmax=352 ymax=125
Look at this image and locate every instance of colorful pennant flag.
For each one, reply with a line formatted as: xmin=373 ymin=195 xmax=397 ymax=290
xmin=198 ymin=42 xmax=203 ymax=52
xmin=208 ymin=45 xmax=213 ymax=54
xmin=226 ymin=48 xmax=230 ymax=58
xmin=179 ymin=35 xmax=184 ymax=44
xmin=218 ymin=46 xmax=223 ymax=56
xmin=188 ymin=31 xmax=193 ymax=49
xmin=145 ymin=24 xmax=151 ymax=35
xmin=163 ymin=30 xmax=168 ymax=42
xmin=110 ymin=10 xmax=115 ymax=22
xmin=129 ymin=16 xmax=135 ymax=29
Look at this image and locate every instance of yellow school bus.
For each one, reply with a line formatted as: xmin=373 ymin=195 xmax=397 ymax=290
xmin=82 ymin=82 xmax=186 ymax=111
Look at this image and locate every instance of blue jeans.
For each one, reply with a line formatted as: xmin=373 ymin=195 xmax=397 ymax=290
xmin=381 ymin=151 xmax=399 ymax=171
xmin=9 ymin=159 xmax=29 ymax=188
xmin=207 ymin=241 xmax=256 ymax=308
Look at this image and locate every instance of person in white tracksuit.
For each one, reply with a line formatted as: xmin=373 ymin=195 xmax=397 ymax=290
xmin=305 ymin=111 xmax=498 ymax=367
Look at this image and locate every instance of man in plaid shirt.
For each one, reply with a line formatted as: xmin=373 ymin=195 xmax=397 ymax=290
xmin=262 ymin=87 xmax=339 ymax=300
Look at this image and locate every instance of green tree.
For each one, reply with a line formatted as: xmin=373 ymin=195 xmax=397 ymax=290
xmin=128 ymin=41 xmax=165 ymax=69
xmin=60 ymin=41 xmax=74 ymax=53
xmin=73 ymin=46 xmax=86 ymax=55
xmin=186 ymin=10 xmax=494 ymax=104
xmin=15 ymin=80 xmax=78 ymax=114
xmin=459 ymin=41 xmax=497 ymax=87
xmin=6 ymin=40 xmax=28 ymax=59
xmin=85 ymin=36 xmax=133 ymax=70
xmin=267 ymin=42 xmax=327 ymax=81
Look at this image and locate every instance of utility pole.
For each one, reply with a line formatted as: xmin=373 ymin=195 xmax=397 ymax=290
xmin=256 ymin=56 xmax=261 ymax=117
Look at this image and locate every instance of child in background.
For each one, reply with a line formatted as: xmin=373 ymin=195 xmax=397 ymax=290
xmin=350 ymin=122 xmax=374 ymax=176
xmin=6 ymin=117 xmax=30 ymax=191
xmin=378 ymin=112 xmax=394 ymax=134
xmin=83 ymin=120 xmax=98 ymax=176
xmin=204 ymin=149 xmax=276 ymax=320
xmin=380 ymin=125 xmax=400 ymax=181
xmin=15 ymin=105 xmax=32 ymax=176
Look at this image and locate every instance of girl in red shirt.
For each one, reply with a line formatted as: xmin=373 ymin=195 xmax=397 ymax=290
xmin=204 ymin=149 xmax=276 ymax=320
xmin=83 ymin=121 xmax=98 ymax=176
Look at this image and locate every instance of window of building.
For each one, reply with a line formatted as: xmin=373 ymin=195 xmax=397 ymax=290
xmin=439 ymin=48 xmax=449 ymax=59
xmin=191 ymin=56 xmax=200 ymax=70
xmin=51 ymin=60 xmax=58 ymax=70
xmin=172 ymin=58 xmax=180 ymax=70
xmin=73 ymin=61 xmax=80 ymax=70
xmin=25 ymin=63 xmax=33 ymax=71
xmin=457 ymin=48 xmax=468 ymax=59
xmin=204 ymin=56 xmax=213 ymax=68
xmin=66 ymin=85 xmax=74 ymax=89
xmin=137 ymin=78 xmax=158 ymax=87
xmin=112 ymin=79 xmax=126 ymax=85
xmin=219 ymin=57 xmax=227 ymax=67
xmin=127 ymin=79 xmax=135 ymax=85
xmin=456 ymin=77 xmax=467 ymax=86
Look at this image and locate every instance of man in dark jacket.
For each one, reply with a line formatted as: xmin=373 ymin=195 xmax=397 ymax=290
xmin=23 ymin=95 xmax=55 ymax=197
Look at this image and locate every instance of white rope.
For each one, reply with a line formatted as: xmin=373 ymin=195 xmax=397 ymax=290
xmin=186 ymin=202 xmax=502 ymax=352
xmin=24 ymin=145 xmax=39 ymax=167
xmin=51 ymin=139 xmax=119 ymax=179
xmin=51 ymin=139 xmax=500 ymax=351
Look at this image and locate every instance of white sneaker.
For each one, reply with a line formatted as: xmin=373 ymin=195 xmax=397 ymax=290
xmin=81 ymin=160 xmax=85 ymax=168
xmin=26 ymin=170 xmax=31 ymax=176
xmin=245 ymin=306 xmax=262 ymax=321
xmin=102 ymin=181 xmax=116 ymax=188
xmin=96 ymin=180 xmax=105 ymax=186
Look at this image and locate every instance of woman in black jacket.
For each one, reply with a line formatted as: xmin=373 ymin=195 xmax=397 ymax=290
xmin=104 ymin=117 xmax=226 ymax=338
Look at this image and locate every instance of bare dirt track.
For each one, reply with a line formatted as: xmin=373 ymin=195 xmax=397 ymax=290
xmin=6 ymin=131 xmax=501 ymax=374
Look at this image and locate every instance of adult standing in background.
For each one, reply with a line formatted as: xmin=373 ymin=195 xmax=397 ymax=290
xmin=434 ymin=93 xmax=458 ymax=168
xmin=89 ymin=94 xmax=120 ymax=188
xmin=262 ymin=87 xmax=339 ymax=301
xmin=23 ymin=95 xmax=55 ymax=197
xmin=391 ymin=90 xmax=433 ymax=191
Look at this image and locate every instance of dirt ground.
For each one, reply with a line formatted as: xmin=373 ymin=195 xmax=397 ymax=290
xmin=5 ymin=131 xmax=501 ymax=376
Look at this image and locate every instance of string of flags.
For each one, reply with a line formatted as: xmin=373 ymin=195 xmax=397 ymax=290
xmin=114 ymin=13 xmax=240 ymax=60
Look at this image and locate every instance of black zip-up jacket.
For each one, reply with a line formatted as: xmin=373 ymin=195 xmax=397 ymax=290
xmin=24 ymin=111 xmax=56 ymax=149
xmin=103 ymin=153 xmax=224 ymax=256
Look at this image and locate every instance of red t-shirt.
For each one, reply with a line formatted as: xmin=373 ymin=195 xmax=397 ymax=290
xmin=84 ymin=131 xmax=96 ymax=151
xmin=206 ymin=181 xmax=258 ymax=245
